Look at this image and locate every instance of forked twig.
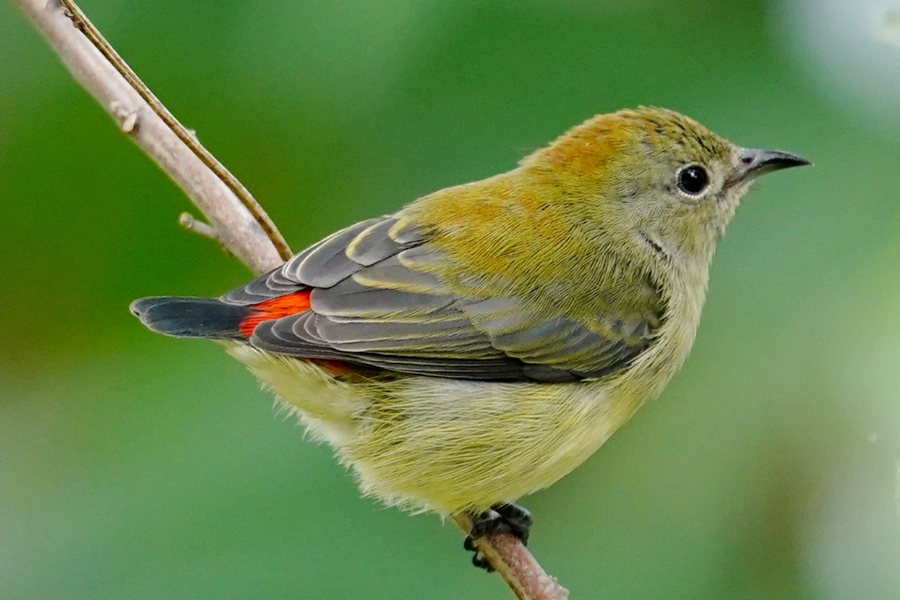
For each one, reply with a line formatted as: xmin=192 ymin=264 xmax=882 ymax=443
xmin=57 ymin=0 xmax=293 ymax=263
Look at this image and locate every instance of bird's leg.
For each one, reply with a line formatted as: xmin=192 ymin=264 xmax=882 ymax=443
xmin=463 ymin=502 xmax=534 ymax=571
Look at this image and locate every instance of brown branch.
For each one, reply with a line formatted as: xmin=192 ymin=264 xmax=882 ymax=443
xmin=14 ymin=0 xmax=284 ymax=275
xmin=57 ymin=0 xmax=293 ymax=263
xmin=454 ymin=515 xmax=569 ymax=600
xmin=13 ymin=1 xmax=569 ymax=598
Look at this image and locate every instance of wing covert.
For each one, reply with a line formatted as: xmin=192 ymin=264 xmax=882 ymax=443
xmin=223 ymin=213 xmax=661 ymax=381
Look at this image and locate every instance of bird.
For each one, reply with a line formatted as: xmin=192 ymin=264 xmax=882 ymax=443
xmin=131 ymin=106 xmax=809 ymax=565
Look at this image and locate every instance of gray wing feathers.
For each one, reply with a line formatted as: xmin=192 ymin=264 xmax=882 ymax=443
xmin=346 ymin=218 xmax=415 ymax=265
xmin=310 ymin=277 xmax=454 ymax=318
xmin=288 ymin=215 xmax=430 ymax=287
xmin=220 ymin=264 xmax=298 ymax=305
xmin=226 ymin=212 xmax=656 ymax=381
xmin=459 ymin=296 xmax=650 ymax=378
xmin=286 ymin=218 xmax=379 ymax=287
xmin=221 ymin=215 xmax=429 ymax=305
xmin=250 ymin=317 xmax=527 ymax=380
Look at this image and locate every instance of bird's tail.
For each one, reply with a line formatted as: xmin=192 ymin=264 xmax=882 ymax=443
xmin=130 ymin=297 xmax=252 ymax=340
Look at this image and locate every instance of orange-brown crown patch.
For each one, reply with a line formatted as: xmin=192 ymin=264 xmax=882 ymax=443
xmin=521 ymin=107 xmax=730 ymax=180
xmin=521 ymin=112 xmax=631 ymax=178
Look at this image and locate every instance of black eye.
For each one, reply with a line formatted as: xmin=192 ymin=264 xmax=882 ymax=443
xmin=677 ymin=165 xmax=709 ymax=195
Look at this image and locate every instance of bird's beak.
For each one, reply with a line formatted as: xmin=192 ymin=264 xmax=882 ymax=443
xmin=726 ymin=148 xmax=812 ymax=187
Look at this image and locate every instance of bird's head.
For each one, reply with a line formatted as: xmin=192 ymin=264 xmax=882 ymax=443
xmin=522 ymin=107 xmax=810 ymax=267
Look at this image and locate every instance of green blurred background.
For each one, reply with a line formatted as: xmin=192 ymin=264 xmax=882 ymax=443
xmin=2 ymin=0 xmax=899 ymax=598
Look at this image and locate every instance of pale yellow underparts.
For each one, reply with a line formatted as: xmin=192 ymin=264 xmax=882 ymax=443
xmin=224 ymin=261 xmax=704 ymax=516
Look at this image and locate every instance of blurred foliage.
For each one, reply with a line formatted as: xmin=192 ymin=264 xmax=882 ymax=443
xmin=2 ymin=0 xmax=900 ymax=598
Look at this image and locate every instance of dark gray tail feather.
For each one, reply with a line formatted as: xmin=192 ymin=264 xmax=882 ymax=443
xmin=130 ymin=296 xmax=251 ymax=339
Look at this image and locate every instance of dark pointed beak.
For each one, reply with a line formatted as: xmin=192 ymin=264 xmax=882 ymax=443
xmin=727 ymin=148 xmax=812 ymax=187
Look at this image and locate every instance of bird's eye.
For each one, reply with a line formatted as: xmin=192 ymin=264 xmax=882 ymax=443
xmin=677 ymin=165 xmax=709 ymax=196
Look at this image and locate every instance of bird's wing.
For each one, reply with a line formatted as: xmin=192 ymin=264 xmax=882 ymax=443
xmin=223 ymin=215 xmax=659 ymax=382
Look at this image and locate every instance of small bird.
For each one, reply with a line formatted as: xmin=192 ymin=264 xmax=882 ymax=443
xmin=131 ymin=107 xmax=808 ymax=564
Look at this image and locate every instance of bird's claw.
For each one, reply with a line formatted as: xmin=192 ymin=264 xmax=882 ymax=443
xmin=463 ymin=503 xmax=533 ymax=571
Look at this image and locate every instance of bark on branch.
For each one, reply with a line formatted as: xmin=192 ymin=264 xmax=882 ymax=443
xmin=15 ymin=0 xmax=285 ymax=275
xmin=12 ymin=1 xmax=569 ymax=598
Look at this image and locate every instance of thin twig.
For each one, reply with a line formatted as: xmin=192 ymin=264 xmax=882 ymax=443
xmin=454 ymin=515 xmax=569 ymax=600
xmin=57 ymin=0 xmax=293 ymax=263
xmin=14 ymin=0 xmax=283 ymax=275
xmin=179 ymin=212 xmax=221 ymax=243
xmin=12 ymin=0 xmax=568 ymax=597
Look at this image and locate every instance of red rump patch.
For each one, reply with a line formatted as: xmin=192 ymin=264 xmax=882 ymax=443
xmin=239 ymin=290 xmax=312 ymax=337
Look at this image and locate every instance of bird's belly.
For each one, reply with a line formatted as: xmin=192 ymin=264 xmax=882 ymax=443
xmin=227 ymin=342 xmax=654 ymax=515
xmin=340 ymin=375 xmax=646 ymax=514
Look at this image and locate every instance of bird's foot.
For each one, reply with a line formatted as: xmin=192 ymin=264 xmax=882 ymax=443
xmin=463 ymin=503 xmax=533 ymax=571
